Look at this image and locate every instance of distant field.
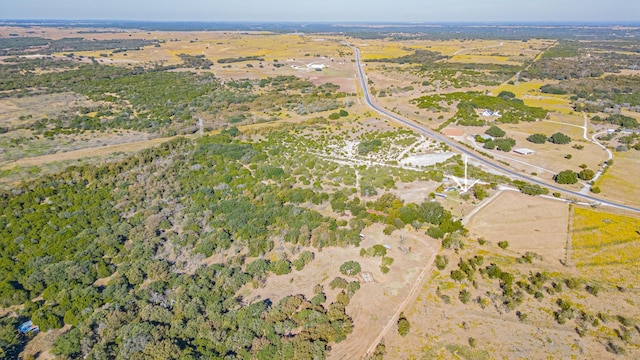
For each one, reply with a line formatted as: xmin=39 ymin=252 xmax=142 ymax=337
xmin=594 ymin=151 xmax=640 ymax=208
xmin=494 ymin=81 xmax=574 ymax=113
xmin=572 ymin=206 xmax=640 ymax=287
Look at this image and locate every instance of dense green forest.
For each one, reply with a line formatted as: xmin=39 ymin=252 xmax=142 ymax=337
xmin=0 ymin=123 xmax=471 ymax=358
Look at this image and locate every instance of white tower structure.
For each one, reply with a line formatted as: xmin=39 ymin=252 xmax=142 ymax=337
xmin=452 ymin=155 xmax=480 ymax=193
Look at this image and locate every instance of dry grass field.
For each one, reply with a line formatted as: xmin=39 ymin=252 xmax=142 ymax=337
xmin=593 ymin=151 xmax=640 ymax=208
xmin=466 ymin=191 xmax=571 ymax=265
xmin=380 ymin=194 xmax=640 ymax=359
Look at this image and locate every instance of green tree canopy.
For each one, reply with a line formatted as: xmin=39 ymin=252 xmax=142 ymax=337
xmin=527 ymin=133 xmax=548 ymax=144
xmin=555 ymin=170 xmax=578 ymax=184
xmin=549 ymin=132 xmax=571 ymax=144
xmin=485 ymin=125 xmax=506 ymax=138
xmin=339 ymin=261 xmax=362 ymax=276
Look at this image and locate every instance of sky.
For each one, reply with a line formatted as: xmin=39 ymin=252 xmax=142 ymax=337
xmin=3 ymin=0 xmax=639 ymax=23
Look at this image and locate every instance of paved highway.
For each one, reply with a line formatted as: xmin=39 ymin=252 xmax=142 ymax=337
xmin=352 ymin=46 xmax=640 ymax=213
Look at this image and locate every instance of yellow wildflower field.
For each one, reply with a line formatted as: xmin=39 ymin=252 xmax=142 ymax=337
xmin=572 ymin=207 xmax=640 ymax=286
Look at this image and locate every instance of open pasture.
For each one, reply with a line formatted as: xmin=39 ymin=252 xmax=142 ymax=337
xmin=593 ymin=151 xmax=640 ymax=208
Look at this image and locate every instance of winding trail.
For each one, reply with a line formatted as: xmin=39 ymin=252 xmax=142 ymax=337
xmin=364 ymin=246 xmax=436 ymax=357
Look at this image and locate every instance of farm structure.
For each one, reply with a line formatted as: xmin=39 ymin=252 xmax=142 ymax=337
xmin=513 ymin=148 xmax=535 ymax=155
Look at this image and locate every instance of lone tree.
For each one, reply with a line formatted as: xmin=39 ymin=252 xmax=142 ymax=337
xmin=527 ymin=133 xmax=547 ymax=144
xmin=339 ymin=261 xmax=361 ymax=276
xmin=549 ymin=132 xmax=571 ymax=144
xmin=555 ymin=170 xmax=578 ymax=184
xmin=397 ymin=312 xmax=410 ymax=336
xmin=485 ymin=125 xmax=506 ymax=138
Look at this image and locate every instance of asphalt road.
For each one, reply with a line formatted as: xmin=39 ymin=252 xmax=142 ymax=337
xmin=352 ymin=46 xmax=640 ymax=213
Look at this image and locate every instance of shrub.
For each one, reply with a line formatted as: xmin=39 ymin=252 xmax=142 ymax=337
xmin=427 ymin=226 xmax=445 ymax=239
xmin=271 ymin=259 xmax=292 ymax=275
xmin=498 ymin=90 xmax=516 ymax=99
xmin=339 ymin=261 xmax=361 ymax=276
xmin=459 ymin=290 xmax=471 ymax=304
xmin=397 ymin=313 xmax=410 ymax=336
xmin=451 ymin=270 xmax=465 ymax=282
xmin=435 ymin=255 xmax=448 ymax=270
xmin=498 ymin=241 xmax=509 ymax=249
xmin=578 ymin=169 xmax=595 ymax=181
xmin=468 ymin=337 xmax=478 ymax=348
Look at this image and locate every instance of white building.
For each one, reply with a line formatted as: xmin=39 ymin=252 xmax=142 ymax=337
xmin=513 ymin=148 xmax=535 ymax=155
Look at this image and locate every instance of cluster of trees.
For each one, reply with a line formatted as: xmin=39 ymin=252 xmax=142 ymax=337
xmin=0 ymin=58 xmax=348 ymax=138
xmin=365 ymin=49 xmax=446 ymax=64
xmin=178 ymin=53 xmax=213 ymax=69
xmin=414 ymin=91 xmax=548 ymax=126
xmin=592 ymin=114 xmax=638 ymax=129
xmin=0 ymin=36 xmax=158 ymax=56
xmin=555 ymin=166 xmax=595 ymax=184
xmin=524 ymin=40 xmax=636 ymax=80
xmin=1 ymin=130 xmax=378 ymax=358
xmin=479 ymin=125 xmax=516 ymax=152
xmin=217 ymin=55 xmax=265 ymax=63
xmin=527 ymin=132 xmax=572 ymax=145
xmin=484 ymin=137 xmax=516 ymax=152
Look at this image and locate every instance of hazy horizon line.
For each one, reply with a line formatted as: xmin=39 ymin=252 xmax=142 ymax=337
xmin=2 ymin=19 xmax=640 ymax=26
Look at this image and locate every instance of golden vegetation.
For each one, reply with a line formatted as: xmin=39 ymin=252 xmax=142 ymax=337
xmin=572 ymin=206 xmax=640 ymax=286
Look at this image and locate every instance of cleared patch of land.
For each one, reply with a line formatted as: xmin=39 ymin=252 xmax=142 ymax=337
xmin=466 ymin=191 xmax=570 ymax=265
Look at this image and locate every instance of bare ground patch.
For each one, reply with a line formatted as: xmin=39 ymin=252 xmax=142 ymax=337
xmin=242 ymin=223 xmax=438 ymax=360
xmin=465 ymin=191 xmax=570 ymax=266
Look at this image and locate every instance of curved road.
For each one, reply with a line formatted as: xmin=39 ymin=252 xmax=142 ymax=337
xmin=352 ymin=46 xmax=640 ymax=213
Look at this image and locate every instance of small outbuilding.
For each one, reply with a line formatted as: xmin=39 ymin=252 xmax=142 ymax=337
xmin=513 ymin=148 xmax=535 ymax=155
